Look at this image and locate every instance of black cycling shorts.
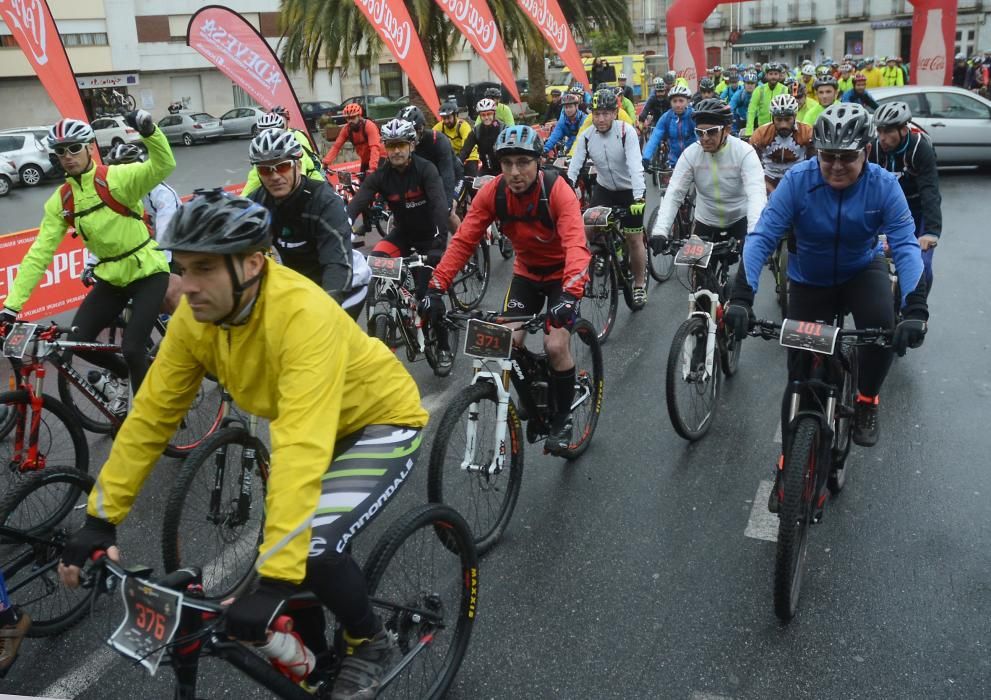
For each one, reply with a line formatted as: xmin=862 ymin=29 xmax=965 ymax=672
xmin=503 ymin=275 xmax=564 ymax=316
xmin=590 ymin=185 xmax=642 ymax=231
xmin=694 ymin=217 xmax=747 ymax=244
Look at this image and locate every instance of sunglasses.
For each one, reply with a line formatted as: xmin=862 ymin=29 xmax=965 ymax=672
xmin=818 ymin=149 xmax=862 ymax=164
xmin=256 ymin=160 xmax=295 ymax=176
xmin=54 ymin=143 xmax=87 ymax=157
xmin=694 ymin=125 xmax=723 ymax=138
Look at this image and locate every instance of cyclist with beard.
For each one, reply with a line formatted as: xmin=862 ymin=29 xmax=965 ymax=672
xmin=434 ymin=101 xmax=480 ymax=176
xmin=746 ymin=63 xmax=788 ymax=135
xmin=321 ymin=103 xmax=383 ymax=175
xmin=398 ymin=105 xmax=462 ymax=232
xmin=544 ymin=92 xmax=587 ymax=157
xmin=246 ymin=129 xmax=366 ymax=320
xmin=749 ymin=94 xmax=815 ymax=194
xmin=638 ymin=78 xmax=670 ymax=129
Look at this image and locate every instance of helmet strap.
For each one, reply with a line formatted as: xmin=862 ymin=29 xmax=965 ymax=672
xmin=218 ymin=254 xmax=266 ymax=327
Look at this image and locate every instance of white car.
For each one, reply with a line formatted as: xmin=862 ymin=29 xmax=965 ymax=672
xmin=0 ymin=158 xmax=19 ymax=197
xmin=90 ymin=116 xmax=143 ymax=154
xmin=0 ymin=130 xmax=54 ymax=186
xmin=871 ymin=85 xmax=991 ymax=166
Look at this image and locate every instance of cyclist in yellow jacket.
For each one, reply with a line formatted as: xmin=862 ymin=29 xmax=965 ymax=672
xmin=0 ymin=112 xmax=173 ymax=399
xmin=58 ymin=190 xmax=429 ymax=700
xmin=434 ymin=101 xmax=480 ymax=175
xmin=881 ymin=57 xmax=905 ymax=86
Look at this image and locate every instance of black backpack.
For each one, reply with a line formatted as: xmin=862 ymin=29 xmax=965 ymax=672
xmin=494 ymin=168 xmax=559 ymax=231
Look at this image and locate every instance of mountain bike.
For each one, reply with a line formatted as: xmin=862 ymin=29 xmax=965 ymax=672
xmin=93 ymin=88 xmax=136 ymax=116
xmin=365 ymin=254 xmax=461 ymax=374
xmin=581 ymin=205 xmax=641 ymax=344
xmin=428 ymin=309 xmax=603 ymax=554
xmin=54 ymin=311 xmax=224 ymax=454
xmin=87 ymin=501 xmax=477 ymax=699
xmin=0 ymin=467 xmax=96 ymax=643
xmin=161 ymin=388 xmax=268 ymax=601
xmin=749 ymin=316 xmax=894 ymax=621
xmin=664 ymin=233 xmax=743 ymax=441
xmin=332 ymin=170 xmax=388 ymax=235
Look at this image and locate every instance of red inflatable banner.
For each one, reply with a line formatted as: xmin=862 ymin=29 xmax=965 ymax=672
xmin=187 ymin=6 xmax=309 ymax=135
xmin=667 ymin=0 xmax=748 ymax=92
xmin=433 ymin=0 xmax=520 ymax=103
xmin=515 ymin=0 xmax=589 ymax=89
xmin=0 ymin=0 xmax=89 ymax=121
xmin=352 ymin=0 xmax=441 ymax=118
xmin=909 ymin=0 xmax=957 ymax=86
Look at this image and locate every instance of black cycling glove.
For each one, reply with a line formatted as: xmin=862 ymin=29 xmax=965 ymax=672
xmin=61 ymin=515 xmax=117 ymax=568
xmin=227 ymin=578 xmax=299 ymax=643
xmin=547 ymin=292 xmax=579 ymax=330
xmin=125 ymin=109 xmax=156 ymax=138
xmin=417 ymin=289 xmax=446 ymax=323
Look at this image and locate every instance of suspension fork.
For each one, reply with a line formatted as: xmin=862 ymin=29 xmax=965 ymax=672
xmin=11 ymin=363 xmax=47 ymax=472
xmin=462 ymin=363 xmax=512 ymax=476
xmin=235 ymin=415 xmax=261 ymax=524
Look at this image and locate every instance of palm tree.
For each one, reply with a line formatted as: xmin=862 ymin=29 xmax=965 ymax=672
xmin=279 ymin=0 xmax=631 ymax=118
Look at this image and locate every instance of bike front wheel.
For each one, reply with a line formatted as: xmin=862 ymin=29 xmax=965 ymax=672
xmin=0 ymin=468 xmax=95 ymax=636
xmin=559 ymin=318 xmax=604 ymax=460
xmin=449 ymin=243 xmax=490 ymax=311
xmin=774 ymin=416 xmax=820 ymax=621
xmin=161 ymin=426 xmax=269 ymax=601
xmin=428 ymin=382 xmax=523 ymax=555
xmin=829 ymin=346 xmax=858 ymax=494
xmin=582 ymin=249 xmax=619 ymax=344
xmin=665 ymin=317 xmax=721 ymax=441
xmin=363 ymin=503 xmax=478 ymax=700
xmin=719 ymin=324 xmax=743 ymax=377
xmin=645 ymin=208 xmax=675 ymax=283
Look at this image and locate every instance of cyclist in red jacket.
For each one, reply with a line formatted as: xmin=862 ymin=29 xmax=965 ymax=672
xmin=322 ymin=103 xmax=383 ymax=174
xmin=422 ymin=125 xmax=591 ymax=455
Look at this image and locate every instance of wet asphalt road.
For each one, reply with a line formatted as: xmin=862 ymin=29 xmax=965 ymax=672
xmin=2 ymin=141 xmax=989 ymax=699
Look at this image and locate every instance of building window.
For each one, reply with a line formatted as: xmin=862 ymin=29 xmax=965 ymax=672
xmin=955 ymin=29 xmax=976 ymax=57
xmin=380 ymin=63 xmax=403 ymax=100
xmin=169 ymin=15 xmax=192 ymax=43
xmin=1 ymin=35 xmax=20 ymax=48
xmin=61 ymin=33 xmax=110 ymax=47
xmin=844 ymin=31 xmax=864 ymax=57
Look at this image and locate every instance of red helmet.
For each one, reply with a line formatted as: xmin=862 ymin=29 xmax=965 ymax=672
xmin=343 ymin=103 xmax=363 ymax=118
xmin=853 ymin=73 xmax=867 ymax=83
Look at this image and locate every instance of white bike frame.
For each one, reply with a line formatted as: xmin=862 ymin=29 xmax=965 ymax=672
xmin=460 ymin=358 xmax=514 ymax=477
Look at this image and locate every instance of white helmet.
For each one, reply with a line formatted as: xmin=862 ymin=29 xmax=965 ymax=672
xmin=769 ymin=94 xmax=799 ymax=117
xmin=801 ymin=64 xmax=816 ymax=77
xmin=48 ymin=118 xmax=95 ymax=147
xmin=256 ymin=112 xmax=286 ymax=130
xmin=618 ymin=72 xmax=628 ymax=81
xmin=249 ymin=128 xmax=303 ymax=164
xmin=476 ymin=98 xmax=497 ymax=114
xmin=668 ymin=85 xmax=692 ymax=99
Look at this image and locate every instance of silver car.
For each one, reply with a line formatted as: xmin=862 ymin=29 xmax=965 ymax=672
xmin=91 ymin=115 xmax=144 ymax=153
xmin=0 ymin=158 xmax=19 ymax=197
xmin=157 ymin=112 xmax=224 ymax=146
xmin=871 ymin=86 xmax=991 ymax=166
xmin=0 ymin=130 xmax=54 ymax=186
xmin=219 ymin=107 xmax=267 ymax=138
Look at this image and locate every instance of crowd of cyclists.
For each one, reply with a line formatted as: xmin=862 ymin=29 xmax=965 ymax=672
xmin=0 ymin=56 xmax=943 ymax=694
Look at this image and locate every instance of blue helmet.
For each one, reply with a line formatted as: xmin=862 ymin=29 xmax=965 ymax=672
xmin=493 ymin=125 xmax=543 ymax=157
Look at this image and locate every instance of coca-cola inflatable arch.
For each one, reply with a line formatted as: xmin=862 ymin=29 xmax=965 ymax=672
xmin=665 ymin=0 xmax=749 ymax=92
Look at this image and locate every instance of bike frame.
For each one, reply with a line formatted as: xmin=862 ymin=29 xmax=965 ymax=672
xmin=368 ymin=257 xmax=432 ymax=359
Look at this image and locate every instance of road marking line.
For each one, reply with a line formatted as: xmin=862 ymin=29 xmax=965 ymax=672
xmin=744 ymin=480 xmax=778 ymax=542
xmin=773 ymin=423 xmax=782 ymax=444
xmin=40 ymin=646 xmax=117 ymax=699
xmin=690 ymin=692 xmax=736 ymax=700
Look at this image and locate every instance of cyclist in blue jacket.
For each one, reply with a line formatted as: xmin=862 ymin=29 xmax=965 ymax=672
xmin=542 ymin=92 xmax=586 ymax=157
xmin=726 ymin=104 xmax=927 ymax=450
xmin=641 ymin=85 xmax=696 ymax=167
xmin=730 ymin=73 xmax=758 ymax=135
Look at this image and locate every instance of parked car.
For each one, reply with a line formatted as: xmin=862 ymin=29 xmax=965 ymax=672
xmin=91 ymin=115 xmax=143 ymax=154
xmin=0 ymin=131 xmax=54 ymax=186
xmin=300 ymin=101 xmax=340 ymax=132
xmin=436 ymin=84 xmax=466 ymax=112
xmin=219 ymin=107 xmax=268 ymax=138
xmin=332 ymin=95 xmax=409 ymax=123
xmin=156 ymin=112 xmax=224 ymax=146
xmin=0 ymin=158 xmax=18 ymax=197
xmin=871 ymin=85 xmax=991 ymax=166
xmin=464 ymin=82 xmax=515 ymax=118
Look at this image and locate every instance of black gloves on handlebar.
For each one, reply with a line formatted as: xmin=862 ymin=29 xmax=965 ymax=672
xmin=61 ymin=515 xmax=117 ymax=568
xmin=547 ymin=292 xmax=579 ymax=330
xmin=124 ymin=109 xmax=156 ymax=138
xmin=81 ymin=265 xmax=97 ymax=288
xmin=648 ymin=234 xmax=669 ymax=255
xmin=725 ymin=270 xmax=756 ymax=339
xmin=417 ymin=289 xmax=446 ymax=323
xmin=893 ymin=277 xmax=929 ymax=357
xmin=227 ymin=578 xmax=299 ymax=643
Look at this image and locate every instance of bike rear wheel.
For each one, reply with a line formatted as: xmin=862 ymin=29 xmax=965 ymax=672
xmin=559 ymin=319 xmax=604 ymax=460
xmin=449 ymin=243 xmax=490 ymax=311
xmin=363 ymin=503 xmax=478 ymax=700
xmin=665 ymin=317 xmax=721 ymax=441
xmin=774 ymin=416 xmax=819 ymax=621
xmin=427 ymin=382 xmax=523 ymax=555
xmin=582 ymin=249 xmax=618 ymax=344
xmin=0 ymin=468 xmax=96 ymax=636
xmin=161 ymin=426 xmax=269 ymax=601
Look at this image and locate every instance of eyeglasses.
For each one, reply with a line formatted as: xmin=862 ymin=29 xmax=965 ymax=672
xmin=500 ymin=157 xmax=536 ymax=172
xmin=818 ymin=149 xmax=863 ymax=164
xmin=256 ymin=160 xmax=295 ymax=176
xmin=694 ymin=125 xmax=723 ymax=138
xmin=54 ymin=143 xmax=87 ymax=157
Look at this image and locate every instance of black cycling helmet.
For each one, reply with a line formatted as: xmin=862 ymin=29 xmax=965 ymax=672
xmin=692 ymin=98 xmax=733 ymax=126
xmin=591 ymin=88 xmax=618 ymax=111
xmin=813 ymin=103 xmax=875 ymax=151
xmin=438 ymin=101 xmax=458 ymax=117
xmin=813 ymin=75 xmax=839 ymax=90
xmin=698 ymin=78 xmax=716 ymax=91
xmin=765 ymin=62 xmax=783 ymax=73
xmin=484 ymin=86 xmax=502 ymax=100
xmin=569 ymin=85 xmax=586 ymax=96
xmin=398 ymin=105 xmax=426 ymax=130
xmin=106 ymin=143 xmax=144 ymax=164
xmin=873 ymin=101 xmax=912 ymax=128
xmin=159 ymin=189 xmax=271 ymax=255
xmin=493 ymin=125 xmax=543 ymax=158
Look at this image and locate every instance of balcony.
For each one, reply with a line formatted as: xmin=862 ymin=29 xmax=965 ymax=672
xmin=632 ymin=18 xmax=659 ymax=34
xmin=958 ymin=0 xmax=984 ymax=11
xmin=749 ymin=5 xmax=779 ymax=28
xmin=788 ymin=2 xmax=817 ymax=24
xmin=837 ymin=0 xmax=871 ymax=19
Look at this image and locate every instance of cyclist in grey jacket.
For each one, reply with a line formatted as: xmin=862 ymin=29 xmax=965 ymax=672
xmin=568 ymin=88 xmax=648 ymax=307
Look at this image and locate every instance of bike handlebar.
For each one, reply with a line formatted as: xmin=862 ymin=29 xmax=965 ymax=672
xmin=446 ymin=309 xmax=547 ymax=333
xmin=749 ymin=319 xmax=894 ymax=345
xmin=0 ymin=320 xmax=78 ymax=341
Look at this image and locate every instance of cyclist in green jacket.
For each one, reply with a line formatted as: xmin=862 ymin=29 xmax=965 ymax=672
xmin=474 ymin=87 xmax=515 ymax=127
xmin=0 ymin=111 xmax=174 ymax=402
xmin=746 ymin=63 xmax=788 ymax=135
xmin=242 ymin=106 xmax=324 ymax=197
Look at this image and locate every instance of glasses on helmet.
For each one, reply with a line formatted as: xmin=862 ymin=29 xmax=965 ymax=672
xmin=54 ymin=143 xmax=87 ymax=157
xmin=818 ymin=149 xmax=862 ymax=164
xmin=257 ymin=160 xmax=296 ymax=176
xmin=694 ymin=125 xmax=723 ymax=138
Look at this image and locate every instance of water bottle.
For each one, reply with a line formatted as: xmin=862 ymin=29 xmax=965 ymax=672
xmin=86 ymin=370 xmax=111 ymax=401
xmin=258 ymin=617 xmax=315 ymax=683
xmin=532 ymin=381 xmax=549 ymax=412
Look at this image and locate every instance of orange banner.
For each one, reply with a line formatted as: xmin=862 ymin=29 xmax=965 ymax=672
xmin=433 ymin=0 xmax=520 ymax=103
xmin=187 ymin=6 xmax=310 ymax=138
xmin=0 ymin=0 xmax=90 ymax=121
xmin=353 ymin=0 xmax=441 ymax=118
xmin=514 ymin=0 xmax=588 ymax=89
